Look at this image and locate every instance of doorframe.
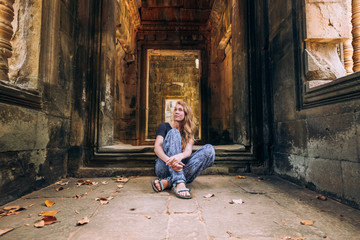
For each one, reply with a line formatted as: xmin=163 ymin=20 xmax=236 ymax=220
xmin=137 ymin=44 xmax=209 ymax=145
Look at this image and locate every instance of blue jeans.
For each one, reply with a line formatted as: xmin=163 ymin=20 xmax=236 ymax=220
xmin=154 ymin=129 xmax=215 ymax=186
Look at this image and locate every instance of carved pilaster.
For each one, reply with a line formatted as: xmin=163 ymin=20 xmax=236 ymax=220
xmin=344 ymin=38 xmax=354 ymax=74
xmin=0 ymin=0 xmax=14 ymax=81
xmin=352 ymin=0 xmax=360 ymax=72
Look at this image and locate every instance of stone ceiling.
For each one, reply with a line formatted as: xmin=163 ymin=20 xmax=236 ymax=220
xmin=135 ymin=0 xmax=215 ymax=25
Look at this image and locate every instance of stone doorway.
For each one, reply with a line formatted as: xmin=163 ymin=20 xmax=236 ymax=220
xmin=88 ymin=0 xmax=261 ymax=171
xmin=145 ymin=49 xmax=202 ymax=142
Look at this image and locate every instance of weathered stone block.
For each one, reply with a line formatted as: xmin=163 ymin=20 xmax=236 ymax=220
xmin=307 ymin=114 xmax=357 ymax=162
xmin=0 ymin=149 xmax=46 ymax=205
xmin=269 ymin=20 xmax=294 ymax=66
xmin=274 ymin=120 xmax=308 ymax=155
xmin=273 ymin=86 xmax=297 ymax=123
xmin=342 ymin=161 xmax=360 ymax=205
xmin=274 ymin=153 xmax=292 ymax=174
xmin=274 ymin=153 xmax=307 ymax=181
xmin=43 ymin=148 xmax=68 ymax=180
xmin=47 ymin=116 xmax=70 ymax=149
xmin=305 ymin=158 xmax=342 ymax=195
xmin=305 ymin=42 xmax=346 ymax=81
xmin=60 ymin=2 xmax=76 ymax=38
xmin=0 ymin=104 xmax=48 ymax=152
xmin=305 ymin=0 xmax=351 ymax=40
xmin=9 ymin=0 xmax=42 ymax=89
xmin=156 ymin=32 xmax=167 ymax=41
xmin=268 ymin=0 xmax=292 ymax=39
xmin=146 ymin=34 xmax=155 ymax=41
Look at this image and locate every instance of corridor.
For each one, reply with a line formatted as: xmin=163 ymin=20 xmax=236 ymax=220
xmin=0 ymin=175 xmax=359 ymax=239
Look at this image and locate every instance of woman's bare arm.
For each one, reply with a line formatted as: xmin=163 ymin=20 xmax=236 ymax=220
xmin=154 ymin=135 xmax=170 ymax=162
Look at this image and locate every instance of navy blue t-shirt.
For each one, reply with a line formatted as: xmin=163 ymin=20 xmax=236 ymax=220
xmin=155 ymin=122 xmax=172 ymax=138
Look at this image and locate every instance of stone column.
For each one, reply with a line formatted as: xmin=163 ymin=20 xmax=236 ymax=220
xmin=0 ymin=0 xmax=14 ymax=81
xmin=352 ymin=0 xmax=360 ymax=72
xmin=344 ymin=39 xmax=354 ymax=74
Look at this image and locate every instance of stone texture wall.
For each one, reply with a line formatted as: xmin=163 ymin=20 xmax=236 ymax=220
xmin=113 ymin=0 xmax=138 ymax=144
xmin=0 ymin=0 xmax=93 ymax=204
xmin=267 ymin=0 xmax=360 ymax=208
xmin=208 ymin=0 xmax=234 ymax=144
xmin=9 ymin=0 xmax=42 ymax=89
xmin=304 ymin=0 xmax=352 ymax=87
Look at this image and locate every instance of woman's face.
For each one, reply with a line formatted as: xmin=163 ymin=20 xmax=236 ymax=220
xmin=173 ymin=104 xmax=185 ymax=122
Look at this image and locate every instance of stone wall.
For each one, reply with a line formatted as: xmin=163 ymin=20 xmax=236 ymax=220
xmin=9 ymin=0 xmax=42 ymax=89
xmin=304 ymin=0 xmax=352 ymax=87
xmin=208 ymin=0 xmax=234 ymax=144
xmin=267 ymin=0 xmax=360 ymax=208
xmin=0 ymin=0 xmax=92 ymax=204
xmin=113 ymin=0 xmax=138 ymax=144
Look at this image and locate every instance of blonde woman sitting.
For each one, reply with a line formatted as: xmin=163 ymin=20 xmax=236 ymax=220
xmin=152 ymin=101 xmax=215 ymax=199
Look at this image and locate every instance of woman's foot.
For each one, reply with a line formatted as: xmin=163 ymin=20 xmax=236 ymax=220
xmin=176 ymin=182 xmax=191 ymax=198
xmin=152 ymin=179 xmax=170 ymax=192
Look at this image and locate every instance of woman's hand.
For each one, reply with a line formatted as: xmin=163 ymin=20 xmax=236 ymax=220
xmin=166 ymin=154 xmax=185 ymax=172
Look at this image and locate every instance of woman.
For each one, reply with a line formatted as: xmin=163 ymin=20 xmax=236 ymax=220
xmin=152 ymin=101 xmax=215 ymax=199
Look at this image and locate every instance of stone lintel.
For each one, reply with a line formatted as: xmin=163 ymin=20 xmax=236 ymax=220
xmin=305 ymin=38 xmax=348 ymax=44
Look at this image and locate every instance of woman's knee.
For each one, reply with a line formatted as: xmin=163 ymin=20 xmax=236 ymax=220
xmin=167 ymin=128 xmax=181 ymax=137
xmin=203 ymin=144 xmax=215 ymax=162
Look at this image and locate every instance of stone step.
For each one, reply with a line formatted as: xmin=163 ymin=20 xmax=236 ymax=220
xmin=80 ymin=144 xmax=264 ymax=176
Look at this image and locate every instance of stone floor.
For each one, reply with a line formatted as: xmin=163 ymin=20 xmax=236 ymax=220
xmin=0 ymin=175 xmax=359 ymax=240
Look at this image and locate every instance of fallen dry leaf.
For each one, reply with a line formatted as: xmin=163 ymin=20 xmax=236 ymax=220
xmin=145 ymin=215 xmax=151 ymax=219
xmin=203 ymin=193 xmax=214 ymax=198
xmin=84 ymin=179 xmax=93 ymax=185
xmin=76 ymin=179 xmax=85 ymax=186
xmin=101 ymin=181 xmax=108 ymax=185
xmin=96 ymin=196 xmax=114 ymax=205
xmin=6 ymin=210 xmax=21 ymax=216
xmin=2 ymin=206 xmax=26 ymax=216
xmin=54 ymin=180 xmax=69 ymax=185
xmin=226 ymin=230 xmax=233 ymax=237
xmin=73 ymin=193 xmax=88 ymax=199
xmin=3 ymin=206 xmax=21 ymax=211
xmin=236 ymin=175 xmax=246 ymax=179
xmin=42 ymin=216 xmax=57 ymax=225
xmin=229 ymin=199 xmax=244 ymax=204
xmin=77 ymin=216 xmax=89 ymax=226
xmin=116 ymin=177 xmax=129 ymax=183
xmin=0 ymin=228 xmax=14 ymax=236
xmin=75 ymin=210 xmax=80 ymax=214
xmin=300 ymin=220 xmax=314 ymax=226
xmin=56 ymin=187 xmax=64 ymax=191
xmin=316 ymin=195 xmax=327 ymax=201
xmin=117 ymin=184 xmax=124 ymax=188
xmin=45 ymin=200 xmax=55 ymax=207
xmin=34 ymin=220 xmax=45 ymax=228
xmin=39 ymin=210 xmax=58 ymax=216
xmin=24 ymin=224 xmax=29 ymax=227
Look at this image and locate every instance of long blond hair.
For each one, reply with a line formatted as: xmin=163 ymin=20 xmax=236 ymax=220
xmin=174 ymin=101 xmax=196 ymax=150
